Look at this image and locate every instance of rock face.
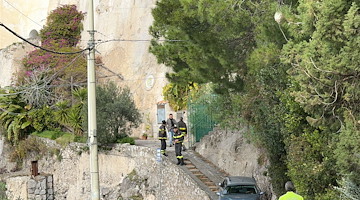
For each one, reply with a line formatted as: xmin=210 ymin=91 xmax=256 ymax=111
xmin=3 ymin=140 xmax=210 ymax=200
xmin=0 ymin=0 xmax=173 ymax=137
xmin=195 ymin=128 xmax=276 ymax=200
xmin=0 ymin=41 xmax=37 ymax=87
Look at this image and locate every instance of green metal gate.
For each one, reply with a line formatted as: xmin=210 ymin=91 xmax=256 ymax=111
xmin=188 ymin=94 xmax=217 ymax=144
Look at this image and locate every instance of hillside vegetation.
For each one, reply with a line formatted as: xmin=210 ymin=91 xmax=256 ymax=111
xmin=0 ymin=5 xmax=140 ymax=168
xmin=150 ymin=0 xmax=360 ymax=199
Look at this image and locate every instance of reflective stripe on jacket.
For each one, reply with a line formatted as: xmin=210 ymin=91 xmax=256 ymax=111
xmin=158 ymin=125 xmax=167 ymax=140
xmin=173 ymin=130 xmax=184 ymax=143
xmin=177 ymin=120 xmax=187 ymax=136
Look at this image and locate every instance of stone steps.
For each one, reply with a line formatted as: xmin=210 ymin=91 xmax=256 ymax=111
xmin=183 ymin=158 xmax=219 ymax=197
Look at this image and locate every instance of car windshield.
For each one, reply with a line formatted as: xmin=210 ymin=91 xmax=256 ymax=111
xmin=225 ymin=185 xmax=257 ymax=194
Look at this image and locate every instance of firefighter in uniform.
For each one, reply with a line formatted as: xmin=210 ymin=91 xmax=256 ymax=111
xmin=173 ymin=124 xmax=185 ymax=165
xmin=177 ymin=117 xmax=187 ymax=151
xmin=158 ymin=120 xmax=168 ymax=156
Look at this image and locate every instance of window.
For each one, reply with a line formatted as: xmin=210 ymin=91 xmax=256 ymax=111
xmin=226 ymin=185 xmax=257 ymax=194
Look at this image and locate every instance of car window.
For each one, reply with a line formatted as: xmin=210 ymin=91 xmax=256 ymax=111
xmin=225 ymin=185 xmax=257 ymax=194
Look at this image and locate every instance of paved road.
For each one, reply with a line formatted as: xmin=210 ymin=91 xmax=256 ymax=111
xmin=135 ymin=139 xmax=226 ymax=200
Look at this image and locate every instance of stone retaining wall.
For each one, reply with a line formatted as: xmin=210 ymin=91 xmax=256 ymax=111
xmin=27 ymin=175 xmax=54 ymax=200
xmin=4 ymin=141 xmax=210 ymax=200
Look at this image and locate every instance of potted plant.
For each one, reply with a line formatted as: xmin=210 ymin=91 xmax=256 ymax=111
xmin=141 ymin=133 xmax=148 ymax=140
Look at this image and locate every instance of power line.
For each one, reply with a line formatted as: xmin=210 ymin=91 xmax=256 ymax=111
xmin=95 ymin=38 xmax=187 ymax=46
xmin=0 ymin=22 xmax=90 ymax=54
xmin=3 ymin=0 xmax=42 ymax=27
xmin=96 ymin=64 xmax=124 ymax=80
xmin=95 ymin=31 xmax=113 ymax=39
xmin=0 ymin=52 xmax=85 ymax=98
xmin=48 ymin=52 xmax=86 ymax=81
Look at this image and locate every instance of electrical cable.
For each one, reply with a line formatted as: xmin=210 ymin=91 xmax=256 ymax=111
xmin=0 ymin=22 xmax=91 ymax=54
xmin=95 ymin=38 xmax=187 ymax=46
xmin=48 ymin=52 xmax=86 ymax=81
xmin=0 ymin=52 xmax=85 ymax=101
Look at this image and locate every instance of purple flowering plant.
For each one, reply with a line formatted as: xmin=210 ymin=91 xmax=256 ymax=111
xmin=20 ymin=5 xmax=87 ymax=97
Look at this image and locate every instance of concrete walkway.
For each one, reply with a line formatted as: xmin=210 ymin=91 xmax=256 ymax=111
xmin=135 ymin=139 xmax=227 ymax=200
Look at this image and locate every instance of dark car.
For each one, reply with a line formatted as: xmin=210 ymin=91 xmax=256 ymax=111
xmin=217 ymin=176 xmax=265 ymax=200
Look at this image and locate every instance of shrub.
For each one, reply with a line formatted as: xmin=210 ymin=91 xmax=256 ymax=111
xmin=83 ymin=82 xmax=141 ymax=145
xmin=55 ymin=133 xmax=75 ymax=146
xmin=0 ymin=181 xmax=7 ymax=200
xmin=40 ymin=5 xmax=84 ymax=47
xmin=117 ymin=137 xmax=135 ymax=145
xmin=31 ymin=130 xmax=66 ymax=140
xmin=9 ymin=137 xmax=47 ymax=169
xmin=74 ymin=135 xmax=87 ymax=143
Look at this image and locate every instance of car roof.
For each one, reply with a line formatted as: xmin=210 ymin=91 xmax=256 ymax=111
xmin=225 ymin=176 xmax=257 ymax=186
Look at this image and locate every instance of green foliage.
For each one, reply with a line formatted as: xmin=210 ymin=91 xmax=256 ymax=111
xmin=150 ymin=0 xmax=255 ymax=93
xmin=286 ymin=130 xmax=338 ymax=199
xmin=74 ymin=135 xmax=87 ymax=143
xmin=53 ymin=88 xmax=87 ymax=136
xmin=40 ymin=4 xmax=84 ymax=47
xmin=0 ymin=89 xmax=32 ymax=144
xmin=21 ymin=5 xmax=87 ymax=101
xmin=334 ymin=114 xmax=360 ymax=184
xmin=282 ymin=1 xmax=360 ymax=129
xmin=0 ymin=181 xmax=7 ymax=200
xmin=31 ymin=130 xmax=66 ymax=140
xmin=117 ymin=137 xmax=135 ymax=145
xmin=84 ymin=82 xmax=141 ymax=145
xmin=162 ymin=82 xmax=199 ymax=111
xmin=27 ymin=106 xmax=59 ymax=132
xmin=0 ymin=5 xmax=88 ymax=161
xmin=280 ymin=1 xmax=360 ymax=198
xmin=55 ymin=133 xmax=75 ymax=146
xmin=336 ymin=177 xmax=360 ymax=200
xmin=151 ymin=0 xmax=360 ymax=198
xmin=8 ymin=137 xmax=47 ymax=168
xmin=151 ymin=0 xmax=289 ymax=196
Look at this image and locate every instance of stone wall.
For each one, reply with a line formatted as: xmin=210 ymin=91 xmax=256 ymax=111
xmin=195 ymin=128 xmax=276 ymax=200
xmin=4 ymin=141 xmax=210 ymax=200
xmin=27 ymin=174 xmax=54 ymax=200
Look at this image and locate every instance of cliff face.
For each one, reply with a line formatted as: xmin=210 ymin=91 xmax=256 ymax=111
xmin=0 ymin=0 xmax=172 ymax=136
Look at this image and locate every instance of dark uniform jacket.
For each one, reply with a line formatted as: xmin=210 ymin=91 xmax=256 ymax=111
xmin=177 ymin=120 xmax=187 ymax=136
xmin=158 ymin=124 xmax=167 ymax=140
xmin=173 ymin=129 xmax=184 ymax=143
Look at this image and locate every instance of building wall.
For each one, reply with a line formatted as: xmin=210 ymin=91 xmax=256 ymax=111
xmin=0 ymin=0 xmax=175 ymax=137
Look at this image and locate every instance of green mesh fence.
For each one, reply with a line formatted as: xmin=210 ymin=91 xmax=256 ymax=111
xmin=188 ymin=94 xmax=217 ymax=143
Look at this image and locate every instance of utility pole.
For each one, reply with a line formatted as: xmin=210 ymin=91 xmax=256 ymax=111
xmin=87 ymin=0 xmax=100 ymax=199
